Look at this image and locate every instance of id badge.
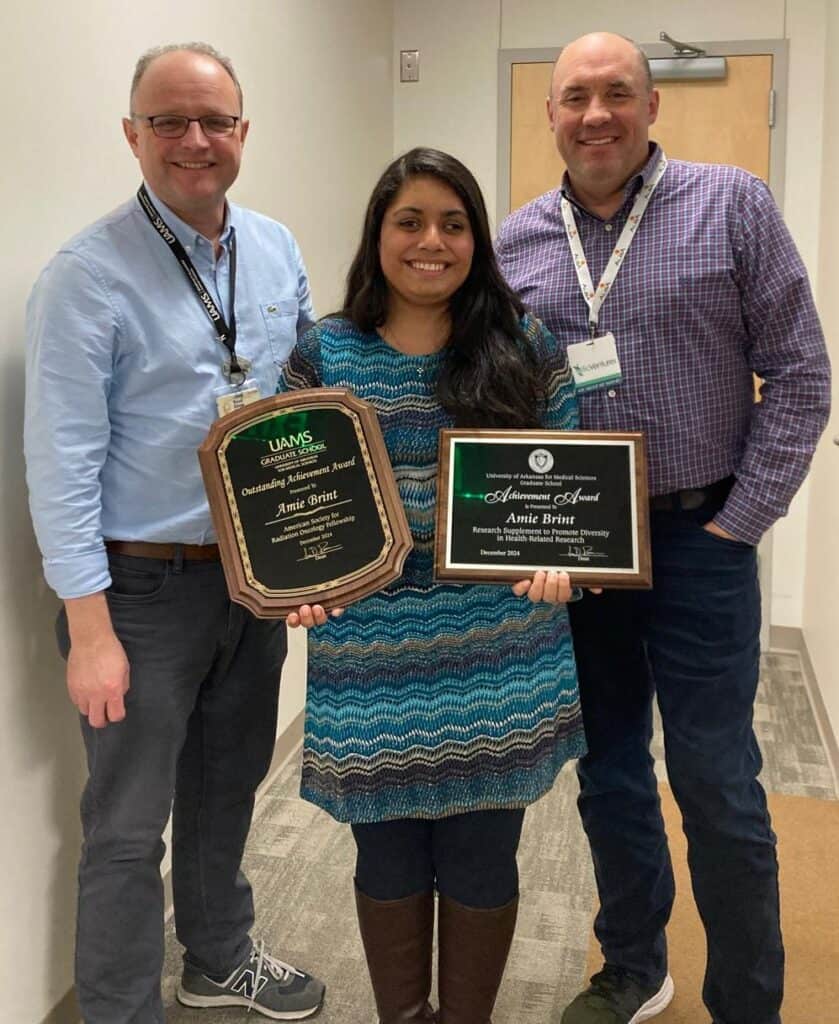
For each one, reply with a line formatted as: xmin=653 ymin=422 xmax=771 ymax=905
xmin=567 ymin=333 xmax=622 ymax=393
xmin=214 ymin=378 xmax=262 ymax=418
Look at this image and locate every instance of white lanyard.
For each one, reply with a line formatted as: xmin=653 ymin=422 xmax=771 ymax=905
xmin=561 ymin=154 xmax=668 ymax=337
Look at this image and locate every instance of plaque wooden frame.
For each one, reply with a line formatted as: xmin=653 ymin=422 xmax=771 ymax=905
xmin=434 ymin=429 xmax=651 ymax=589
xmin=199 ymin=388 xmax=412 ymax=617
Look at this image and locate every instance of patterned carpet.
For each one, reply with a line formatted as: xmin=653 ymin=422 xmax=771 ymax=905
xmin=161 ymin=649 xmax=836 ymax=1023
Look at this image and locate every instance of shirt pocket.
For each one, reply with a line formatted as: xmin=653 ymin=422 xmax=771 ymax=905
xmin=259 ymin=297 xmax=299 ymax=366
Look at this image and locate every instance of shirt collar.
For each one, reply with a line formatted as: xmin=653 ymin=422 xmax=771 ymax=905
xmin=559 ymin=141 xmax=662 ymax=217
xmin=138 ymin=183 xmax=236 ymax=249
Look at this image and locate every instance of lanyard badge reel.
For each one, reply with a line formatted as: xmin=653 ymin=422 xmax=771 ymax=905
xmin=214 ymin=352 xmax=260 ymax=416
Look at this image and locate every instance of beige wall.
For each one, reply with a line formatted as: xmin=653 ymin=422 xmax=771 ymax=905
xmin=805 ymin=2 xmax=839 ymax=745
xmin=393 ymin=0 xmax=826 ymax=629
xmin=392 ymin=0 xmax=502 ymax=205
xmin=0 ymin=3 xmax=392 ymax=1021
xmin=770 ymin=0 xmax=827 ymax=625
xmin=500 ymin=0 xmax=785 ymax=48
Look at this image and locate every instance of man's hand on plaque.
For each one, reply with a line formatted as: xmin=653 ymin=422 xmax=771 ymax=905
xmin=511 ymin=570 xmax=573 ymax=604
xmin=286 ymin=604 xmax=345 ymax=629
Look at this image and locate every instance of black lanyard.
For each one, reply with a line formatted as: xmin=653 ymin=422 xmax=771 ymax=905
xmin=137 ymin=184 xmax=243 ymax=380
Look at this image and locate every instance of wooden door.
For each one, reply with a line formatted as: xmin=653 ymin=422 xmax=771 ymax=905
xmin=509 ymin=55 xmax=773 ymax=213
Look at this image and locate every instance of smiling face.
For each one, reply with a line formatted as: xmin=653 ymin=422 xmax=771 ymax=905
xmin=378 ymin=175 xmax=475 ymax=313
xmin=122 ymin=49 xmax=248 ymax=235
xmin=547 ymin=33 xmax=659 ymax=207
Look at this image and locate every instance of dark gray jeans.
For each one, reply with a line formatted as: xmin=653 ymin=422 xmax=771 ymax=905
xmin=57 ymin=552 xmax=287 ymax=1024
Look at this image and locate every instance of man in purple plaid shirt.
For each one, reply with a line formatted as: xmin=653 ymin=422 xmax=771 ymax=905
xmin=497 ymin=31 xmax=831 ymax=1024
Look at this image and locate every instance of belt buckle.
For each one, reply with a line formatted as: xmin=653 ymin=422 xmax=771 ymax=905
xmin=679 ymin=488 xmax=707 ymax=511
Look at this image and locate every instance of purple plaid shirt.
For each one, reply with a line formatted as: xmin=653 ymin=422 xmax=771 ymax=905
xmin=497 ymin=144 xmax=831 ymax=544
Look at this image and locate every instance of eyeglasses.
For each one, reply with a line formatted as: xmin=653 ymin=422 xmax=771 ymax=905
xmin=135 ymin=114 xmax=240 ymax=139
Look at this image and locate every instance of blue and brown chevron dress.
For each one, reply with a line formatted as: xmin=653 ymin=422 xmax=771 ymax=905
xmin=277 ymin=314 xmax=585 ymax=823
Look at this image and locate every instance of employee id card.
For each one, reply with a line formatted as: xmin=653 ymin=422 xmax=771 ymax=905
xmin=214 ymin=379 xmax=262 ymax=418
xmin=566 ymin=332 xmax=622 ymax=393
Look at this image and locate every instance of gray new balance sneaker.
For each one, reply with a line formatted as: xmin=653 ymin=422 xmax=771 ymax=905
xmin=177 ymin=940 xmax=325 ymax=1020
xmin=561 ymin=966 xmax=674 ymax=1024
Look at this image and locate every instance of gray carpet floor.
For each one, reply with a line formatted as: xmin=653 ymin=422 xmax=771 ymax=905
xmin=161 ymin=649 xmax=836 ymax=1022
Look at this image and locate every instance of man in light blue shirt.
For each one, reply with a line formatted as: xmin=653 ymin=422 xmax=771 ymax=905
xmin=25 ymin=42 xmax=324 ymax=1023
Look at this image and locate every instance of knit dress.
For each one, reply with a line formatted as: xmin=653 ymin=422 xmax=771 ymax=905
xmin=277 ymin=314 xmax=585 ymax=823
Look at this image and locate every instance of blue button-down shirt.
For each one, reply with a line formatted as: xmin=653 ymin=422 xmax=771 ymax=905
xmin=25 ymin=186 xmax=314 ymax=598
xmin=497 ymin=145 xmax=831 ymax=544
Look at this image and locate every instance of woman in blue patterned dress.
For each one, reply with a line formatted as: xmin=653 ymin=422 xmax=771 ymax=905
xmin=280 ymin=148 xmax=585 ymax=1023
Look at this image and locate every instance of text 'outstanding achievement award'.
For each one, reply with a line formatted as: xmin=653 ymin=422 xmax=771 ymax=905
xmin=200 ymin=389 xmax=412 ymax=617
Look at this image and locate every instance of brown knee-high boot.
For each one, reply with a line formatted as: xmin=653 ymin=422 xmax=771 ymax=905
xmin=354 ymin=883 xmax=437 ymax=1023
xmin=437 ymin=893 xmax=518 ymax=1024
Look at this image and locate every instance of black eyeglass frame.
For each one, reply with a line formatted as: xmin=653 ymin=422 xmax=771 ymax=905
xmin=133 ymin=114 xmax=241 ymax=139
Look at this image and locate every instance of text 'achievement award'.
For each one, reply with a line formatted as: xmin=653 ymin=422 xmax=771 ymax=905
xmin=200 ymin=389 xmax=412 ymax=616
xmin=435 ymin=429 xmax=651 ymax=588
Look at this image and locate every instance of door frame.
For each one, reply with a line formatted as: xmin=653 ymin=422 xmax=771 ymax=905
xmin=496 ymin=39 xmax=790 ymax=652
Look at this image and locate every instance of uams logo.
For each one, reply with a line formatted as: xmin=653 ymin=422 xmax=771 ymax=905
xmin=528 ymin=448 xmax=554 ymax=474
xmin=268 ymin=431 xmax=313 ymax=452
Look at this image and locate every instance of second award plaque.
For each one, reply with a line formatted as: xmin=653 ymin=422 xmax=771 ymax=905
xmin=435 ymin=429 xmax=651 ymax=589
xmin=199 ymin=389 xmax=412 ymax=617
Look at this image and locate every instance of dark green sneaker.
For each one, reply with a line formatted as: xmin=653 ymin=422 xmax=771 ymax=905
xmin=561 ymin=966 xmax=674 ymax=1023
xmin=177 ymin=939 xmax=325 ymax=1019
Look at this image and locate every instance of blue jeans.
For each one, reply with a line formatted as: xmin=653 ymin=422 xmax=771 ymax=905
xmin=568 ymin=500 xmax=783 ymax=1024
xmin=57 ymin=553 xmax=287 ymax=1024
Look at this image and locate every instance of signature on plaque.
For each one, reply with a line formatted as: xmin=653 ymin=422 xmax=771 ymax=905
xmin=300 ymin=541 xmax=343 ymax=562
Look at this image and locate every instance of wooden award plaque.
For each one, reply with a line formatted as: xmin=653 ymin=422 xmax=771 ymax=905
xmin=435 ymin=429 xmax=651 ymax=589
xmin=199 ymin=388 xmax=413 ymax=617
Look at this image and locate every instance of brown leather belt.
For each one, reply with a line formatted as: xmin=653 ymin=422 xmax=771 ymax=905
xmin=105 ymin=540 xmax=221 ymax=561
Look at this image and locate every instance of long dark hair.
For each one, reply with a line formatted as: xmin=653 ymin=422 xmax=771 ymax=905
xmin=340 ymin=147 xmax=543 ymax=428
